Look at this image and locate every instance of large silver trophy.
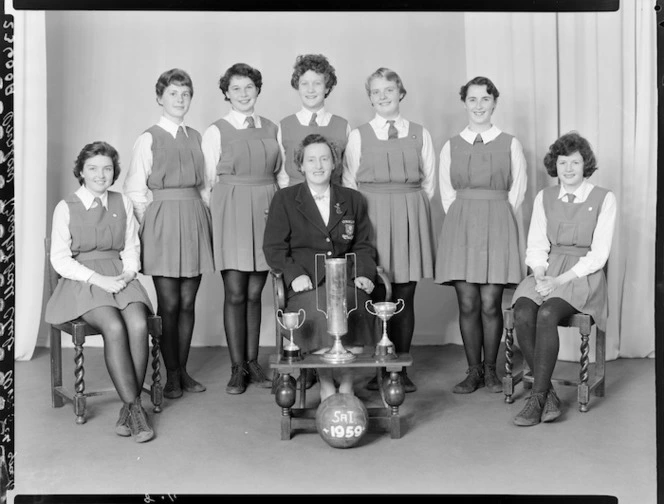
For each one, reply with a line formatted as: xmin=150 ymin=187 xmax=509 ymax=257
xmin=365 ymin=298 xmax=404 ymax=362
xmin=315 ymin=253 xmax=358 ymax=364
xmin=276 ymin=309 xmax=305 ymax=362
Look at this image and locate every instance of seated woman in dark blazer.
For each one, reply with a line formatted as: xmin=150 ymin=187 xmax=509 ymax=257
xmin=264 ymin=133 xmax=378 ymax=401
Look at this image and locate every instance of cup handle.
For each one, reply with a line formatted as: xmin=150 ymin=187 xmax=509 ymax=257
xmin=365 ymin=299 xmax=376 ymax=315
xmin=394 ymin=299 xmax=405 ymax=315
xmin=297 ymin=308 xmax=306 ymax=328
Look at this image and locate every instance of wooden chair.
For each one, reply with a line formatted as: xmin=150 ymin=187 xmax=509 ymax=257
xmin=45 ymin=238 xmax=163 ymax=424
xmin=502 ymin=307 xmax=606 ymax=412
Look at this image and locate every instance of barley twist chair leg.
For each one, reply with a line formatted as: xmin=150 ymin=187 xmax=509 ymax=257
xmin=150 ymin=332 xmax=163 ymax=413
xmin=73 ymin=343 xmax=86 ymax=425
xmin=578 ymin=332 xmax=591 ymax=412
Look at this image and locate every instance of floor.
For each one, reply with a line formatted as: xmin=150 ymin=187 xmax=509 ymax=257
xmin=9 ymin=344 xmax=657 ymax=503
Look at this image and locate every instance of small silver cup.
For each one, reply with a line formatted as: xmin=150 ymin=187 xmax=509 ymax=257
xmin=365 ymin=299 xmax=404 ymax=362
xmin=277 ymin=309 xmax=305 ymax=362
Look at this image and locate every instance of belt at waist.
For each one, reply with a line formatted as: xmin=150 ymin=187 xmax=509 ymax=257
xmin=75 ymin=250 xmax=121 ymax=261
xmin=550 ymin=245 xmax=590 ymax=257
xmin=216 ymin=175 xmax=275 ymax=186
xmin=152 ymin=188 xmax=201 ymax=201
xmin=456 ymin=189 xmax=508 ymax=200
xmin=358 ymin=182 xmax=422 ymax=194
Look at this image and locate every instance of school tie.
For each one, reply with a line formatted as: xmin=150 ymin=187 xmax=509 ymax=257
xmin=176 ymin=125 xmax=186 ymax=140
xmin=245 ymin=116 xmax=255 ymax=129
xmin=566 ymin=193 xmax=576 ymax=203
xmin=309 ymin=113 xmax=318 ymax=127
xmin=474 ymin=134 xmax=483 ymax=144
xmin=91 ymin=197 xmax=105 ymax=223
xmin=387 ymin=120 xmax=398 ymax=140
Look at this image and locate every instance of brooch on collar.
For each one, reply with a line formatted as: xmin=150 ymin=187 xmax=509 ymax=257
xmin=334 ymin=202 xmax=342 ymax=215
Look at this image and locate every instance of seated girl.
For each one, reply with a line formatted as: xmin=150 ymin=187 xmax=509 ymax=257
xmin=263 ymin=133 xmax=378 ymax=401
xmin=45 ymin=141 xmax=156 ymax=443
xmin=511 ymin=132 xmax=616 ymax=426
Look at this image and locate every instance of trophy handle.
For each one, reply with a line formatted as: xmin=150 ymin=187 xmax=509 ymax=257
xmin=394 ymin=298 xmax=405 ymax=315
xmin=346 ymin=252 xmax=358 ymax=315
xmin=365 ymin=299 xmax=377 ymax=315
xmin=276 ymin=309 xmax=286 ymax=330
xmin=314 ymin=253 xmax=327 ymax=318
xmin=296 ymin=308 xmax=306 ymax=329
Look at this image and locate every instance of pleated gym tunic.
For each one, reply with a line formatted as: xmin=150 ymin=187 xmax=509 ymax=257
xmin=513 ymin=185 xmax=613 ymax=331
xmin=435 ymin=132 xmax=524 ymax=285
xmin=279 ymin=113 xmax=348 ymax=187
xmin=209 ymin=116 xmax=280 ymax=272
xmin=45 ymin=190 xmax=153 ymax=324
xmin=352 ymin=121 xmax=435 ymax=284
xmin=137 ymin=125 xmax=215 ymax=277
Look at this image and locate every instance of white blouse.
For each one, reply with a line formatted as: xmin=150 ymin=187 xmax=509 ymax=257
xmin=438 ymin=125 xmax=527 ymax=213
xmin=342 ymin=114 xmax=436 ymax=200
xmin=525 ymin=179 xmax=617 ymax=278
xmin=50 ymin=185 xmax=140 ymax=282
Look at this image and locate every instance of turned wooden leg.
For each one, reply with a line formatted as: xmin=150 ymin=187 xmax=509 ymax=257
xmin=73 ymin=343 xmax=86 ymax=424
xmin=150 ymin=328 xmax=163 ymax=413
xmin=595 ymin=328 xmax=606 ymax=397
xmin=578 ymin=332 xmax=590 ymax=412
xmin=275 ymin=373 xmax=297 ymax=440
xmin=383 ymin=371 xmax=406 ymax=439
xmin=50 ymin=327 xmax=64 ymax=408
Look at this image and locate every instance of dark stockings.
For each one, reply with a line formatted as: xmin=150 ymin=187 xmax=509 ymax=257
xmin=513 ymin=296 xmax=579 ymax=393
xmin=221 ymin=269 xmax=268 ymax=365
xmin=153 ymin=275 xmax=202 ymax=373
xmin=454 ymin=281 xmax=505 ymax=367
xmin=372 ymin=281 xmax=417 ymax=353
xmin=81 ymin=303 xmax=149 ymax=403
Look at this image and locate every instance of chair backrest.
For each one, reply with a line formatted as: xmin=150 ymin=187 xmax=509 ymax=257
xmin=44 ymin=237 xmax=60 ymax=299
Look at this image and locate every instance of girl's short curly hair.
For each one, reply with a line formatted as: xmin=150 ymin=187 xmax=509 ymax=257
xmin=155 ymin=68 xmax=193 ymax=99
xmin=219 ymin=63 xmax=263 ymax=101
xmin=543 ymin=131 xmax=598 ymax=178
xmin=459 ymin=76 xmax=500 ymax=102
xmin=73 ymin=141 xmax=121 ymax=185
xmin=290 ymin=54 xmax=338 ymax=98
xmin=364 ymin=67 xmax=407 ymax=102
xmin=293 ymin=133 xmax=340 ymax=173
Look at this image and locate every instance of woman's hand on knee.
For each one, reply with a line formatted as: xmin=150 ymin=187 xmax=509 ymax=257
xmin=354 ymin=276 xmax=374 ymax=294
xmin=291 ymin=275 xmax=313 ymax=292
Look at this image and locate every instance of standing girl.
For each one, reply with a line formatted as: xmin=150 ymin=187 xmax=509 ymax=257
xmin=124 ymin=69 xmax=214 ymax=400
xmin=435 ymin=76 xmax=527 ymax=394
xmin=47 ymin=141 xmax=156 ymax=442
xmin=201 ymin=63 xmax=280 ymax=394
xmin=343 ymin=67 xmax=436 ymax=392
xmin=277 ymin=54 xmax=351 ymax=188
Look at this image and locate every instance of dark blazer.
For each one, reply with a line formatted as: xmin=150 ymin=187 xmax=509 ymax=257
xmin=263 ymin=182 xmax=377 ymax=289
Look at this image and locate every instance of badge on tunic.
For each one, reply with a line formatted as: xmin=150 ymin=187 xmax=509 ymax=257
xmin=334 ymin=202 xmax=342 ymax=215
xmin=341 ymin=219 xmax=355 ymax=240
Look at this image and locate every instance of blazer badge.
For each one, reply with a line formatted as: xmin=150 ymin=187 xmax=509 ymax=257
xmin=341 ymin=219 xmax=355 ymax=240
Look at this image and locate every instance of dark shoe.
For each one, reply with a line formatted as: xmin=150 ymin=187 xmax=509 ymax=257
xmin=180 ymin=369 xmax=206 ymax=393
xmin=128 ymin=397 xmax=155 ymax=443
xmin=400 ymin=369 xmax=417 ymax=393
xmin=226 ymin=363 xmax=248 ymax=395
xmin=163 ymin=369 xmax=183 ymax=399
xmin=366 ymin=375 xmax=380 ymax=391
xmin=513 ymin=391 xmax=547 ymax=427
xmin=115 ymin=403 xmax=131 ymax=437
xmin=541 ymin=387 xmax=562 ymax=423
xmin=247 ymin=360 xmax=272 ymax=388
xmin=453 ymin=364 xmax=484 ymax=394
xmin=483 ymin=362 xmax=502 ymax=393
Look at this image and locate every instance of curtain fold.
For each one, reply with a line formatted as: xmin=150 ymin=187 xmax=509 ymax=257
xmin=13 ymin=10 xmax=48 ymax=361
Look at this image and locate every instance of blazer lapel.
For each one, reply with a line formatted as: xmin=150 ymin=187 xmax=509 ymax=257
xmin=327 ymin=185 xmax=347 ymax=231
xmin=295 ymin=183 xmax=328 ymax=235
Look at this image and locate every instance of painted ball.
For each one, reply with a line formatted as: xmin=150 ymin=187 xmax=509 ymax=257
xmin=315 ymin=393 xmax=369 ymax=448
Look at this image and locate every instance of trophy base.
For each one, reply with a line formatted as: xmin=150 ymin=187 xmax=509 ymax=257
xmin=321 ymin=350 xmax=357 ymax=364
xmin=373 ymin=344 xmax=398 ymax=362
xmin=282 ymin=348 xmax=302 ymax=362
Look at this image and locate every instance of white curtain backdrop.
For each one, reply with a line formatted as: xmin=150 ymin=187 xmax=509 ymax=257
xmin=12 ymin=8 xmax=48 ymax=361
xmin=464 ymin=1 xmax=657 ymax=362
